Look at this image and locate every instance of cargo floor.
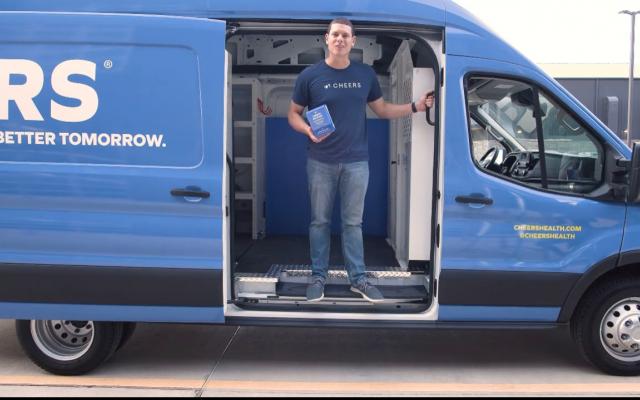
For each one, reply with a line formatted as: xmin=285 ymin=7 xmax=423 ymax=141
xmin=233 ymin=235 xmax=399 ymax=273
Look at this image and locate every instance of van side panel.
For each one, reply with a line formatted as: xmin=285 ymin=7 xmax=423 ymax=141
xmin=620 ymin=207 xmax=640 ymax=263
xmin=439 ymin=54 xmax=626 ymax=322
xmin=0 ymin=303 xmax=224 ymax=324
xmin=0 ymin=13 xmax=227 ymax=322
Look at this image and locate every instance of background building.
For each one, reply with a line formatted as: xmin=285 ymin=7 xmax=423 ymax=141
xmin=543 ymin=64 xmax=640 ymax=141
xmin=454 ymin=0 xmax=639 ymax=142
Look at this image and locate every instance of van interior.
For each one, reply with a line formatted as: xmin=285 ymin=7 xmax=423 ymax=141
xmin=224 ymin=22 xmax=442 ymax=314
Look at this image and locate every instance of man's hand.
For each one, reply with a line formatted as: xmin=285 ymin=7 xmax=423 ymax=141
xmin=305 ymin=125 xmax=324 ymax=143
xmin=415 ymin=91 xmax=435 ymax=112
xmin=368 ymin=92 xmax=435 ymax=119
xmin=289 ymin=101 xmax=328 ymax=143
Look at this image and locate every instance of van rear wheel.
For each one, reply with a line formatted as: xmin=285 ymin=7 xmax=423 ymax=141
xmin=16 ymin=320 xmax=123 ymax=375
xmin=572 ymin=277 xmax=640 ymax=375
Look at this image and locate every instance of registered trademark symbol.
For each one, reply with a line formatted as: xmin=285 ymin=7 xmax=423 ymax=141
xmin=104 ymin=60 xmax=113 ymax=69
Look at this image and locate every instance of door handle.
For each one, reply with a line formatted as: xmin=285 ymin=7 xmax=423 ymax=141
xmin=171 ymin=188 xmax=210 ymax=199
xmin=455 ymin=195 xmax=493 ymax=206
xmin=426 ymin=90 xmax=435 ymax=126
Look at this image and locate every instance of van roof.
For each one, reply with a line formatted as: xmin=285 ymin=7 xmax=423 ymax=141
xmin=0 ymin=0 xmax=533 ymax=68
xmin=1 ymin=0 xmax=448 ymax=25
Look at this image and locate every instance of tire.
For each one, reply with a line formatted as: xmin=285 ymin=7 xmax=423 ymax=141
xmin=571 ymin=276 xmax=640 ymax=376
xmin=16 ymin=320 xmax=124 ymax=376
xmin=117 ymin=322 xmax=137 ymax=351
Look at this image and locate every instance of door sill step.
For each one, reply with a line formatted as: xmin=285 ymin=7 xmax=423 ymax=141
xmin=238 ymin=296 xmax=425 ymax=305
xmin=233 ymin=298 xmax=430 ymax=313
xmin=234 ymin=264 xmax=429 ymax=300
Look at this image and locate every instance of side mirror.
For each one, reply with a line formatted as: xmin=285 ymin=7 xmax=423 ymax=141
xmin=559 ymin=111 xmax=582 ymax=135
xmin=628 ymin=142 xmax=640 ymax=202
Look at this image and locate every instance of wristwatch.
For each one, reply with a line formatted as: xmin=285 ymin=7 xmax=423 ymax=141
xmin=411 ymin=101 xmax=417 ymax=113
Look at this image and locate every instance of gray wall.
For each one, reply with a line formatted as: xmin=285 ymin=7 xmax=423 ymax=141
xmin=557 ymin=78 xmax=640 ymax=142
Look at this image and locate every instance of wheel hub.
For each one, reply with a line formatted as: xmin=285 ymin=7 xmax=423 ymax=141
xmin=600 ymin=298 xmax=640 ymax=361
xmin=30 ymin=320 xmax=94 ymax=361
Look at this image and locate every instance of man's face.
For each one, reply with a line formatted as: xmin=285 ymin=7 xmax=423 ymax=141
xmin=325 ymin=23 xmax=356 ymax=57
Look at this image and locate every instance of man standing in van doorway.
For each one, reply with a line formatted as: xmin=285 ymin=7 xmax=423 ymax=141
xmin=288 ymin=18 xmax=434 ymax=303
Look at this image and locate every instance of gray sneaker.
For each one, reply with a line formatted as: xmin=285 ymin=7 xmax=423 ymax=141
xmin=306 ymin=279 xmax=325 ymax=302
xmin=350 ymin=281 xmax=384 ymax=303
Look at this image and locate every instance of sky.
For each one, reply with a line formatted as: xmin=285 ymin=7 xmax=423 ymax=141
xmin=452 ymin=0 xmax=640 ymax=64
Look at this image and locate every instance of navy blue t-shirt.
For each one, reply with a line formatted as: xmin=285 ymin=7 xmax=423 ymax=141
xmin=292 ymin=60 xmax=383 ymax=163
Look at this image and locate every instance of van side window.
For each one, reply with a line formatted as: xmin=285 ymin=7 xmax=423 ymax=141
xmin=538 ymin=93 xmax=603 ymax=192
xmin=469 ymin=117 xmax=509 ymax=165
xmin=466 ymin=76 xmax=604 ymax=195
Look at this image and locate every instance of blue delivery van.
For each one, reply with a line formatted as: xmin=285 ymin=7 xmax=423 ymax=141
xmin=1 ymin=0 xmax=640 ymax=376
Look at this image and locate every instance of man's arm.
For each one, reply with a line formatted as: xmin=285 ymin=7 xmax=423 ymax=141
xmin=368 ymin=92 xmax=434 ymax=119
xmin=287 ymin=101 xmax=323 ymax=143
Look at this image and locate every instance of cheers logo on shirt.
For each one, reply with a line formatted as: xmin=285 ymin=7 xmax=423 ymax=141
xmin=324 ymin=82 xmax=363 ymax=90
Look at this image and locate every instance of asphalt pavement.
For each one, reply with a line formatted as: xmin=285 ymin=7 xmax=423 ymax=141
xmin=0 ymin=320 xmax=639 ymax=396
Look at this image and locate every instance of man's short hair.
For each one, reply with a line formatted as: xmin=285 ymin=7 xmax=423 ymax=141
xmin=327 ymin=18 xmax=355 ymax=36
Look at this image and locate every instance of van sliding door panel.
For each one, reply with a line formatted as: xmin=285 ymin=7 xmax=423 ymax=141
xmin=0 ymin=13 xmax=227 ymax=322
xmin=388 ymin=40 xmax=435 ymax=269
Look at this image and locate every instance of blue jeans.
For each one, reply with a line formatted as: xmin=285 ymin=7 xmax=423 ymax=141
xmin=307 ymin=158 xmax=369 ymax=286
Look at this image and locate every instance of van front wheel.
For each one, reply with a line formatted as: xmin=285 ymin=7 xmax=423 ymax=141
xmin=16 ymin=320 xmax=123 ymax=375
xmin=572 ymin=277 xmax=640 ymax=375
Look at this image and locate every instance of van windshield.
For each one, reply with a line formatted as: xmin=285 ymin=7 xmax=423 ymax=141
xmin=470 ymin=98 xmax=538 ymax=151
xmin=475 ymin=97 xmax=537 ymax=151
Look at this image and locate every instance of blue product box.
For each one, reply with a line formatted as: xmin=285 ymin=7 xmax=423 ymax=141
xmin=306 ymin=104 xmax=335 ymax=139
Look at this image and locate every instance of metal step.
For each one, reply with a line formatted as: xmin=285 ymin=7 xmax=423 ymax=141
xmin=276 ymin=282 xmax=427 ymax=303
xmin=234 ymin=264 xmax=429 ymax=301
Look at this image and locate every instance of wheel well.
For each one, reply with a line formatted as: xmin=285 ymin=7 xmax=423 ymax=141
xmin=569 ymin=269 xmax=640 ymax=376
xmin=562 ymin=262 xmax=640 ymax=324
xmin=588 ymin=264 xmax=640 ymax=288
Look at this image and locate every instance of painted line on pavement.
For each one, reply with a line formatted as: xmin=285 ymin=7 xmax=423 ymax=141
xmin=204 ymin=381 xmax=640 ymax=394
xmin=0 ymin=376 xmax=202 ymax=390
xmin=0 ymin=377 xmax=639 ymax=395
